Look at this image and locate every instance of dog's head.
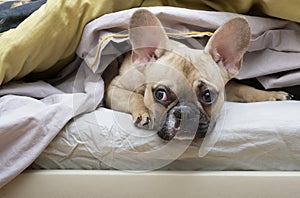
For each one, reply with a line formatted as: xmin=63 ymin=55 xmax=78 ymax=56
xmin=129 ymin=9 xmax=250 ymax=140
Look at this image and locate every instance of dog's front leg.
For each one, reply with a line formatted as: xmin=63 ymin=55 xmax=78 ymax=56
xmin=105 ymin=85 xmax=151 ymax=129
xmin=225 ymin=80 xmax=292 ymax=102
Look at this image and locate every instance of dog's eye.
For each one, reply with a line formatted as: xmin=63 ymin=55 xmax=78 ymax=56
xmin=203 ymin=89 xmax=212 ymax=103
xmin=199 ymin=85 xmax=216 ymax=105
xmin=155 ymin=88 xmax=168 ymax=102
xmin=153 ymin=86 xmax=177 ymax=107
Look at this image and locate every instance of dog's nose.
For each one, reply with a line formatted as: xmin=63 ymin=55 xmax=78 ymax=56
xmin=173 ymin=108 xmax=181 ymax=120
xmin=172 ymin=105 xmax=210 ymax=138
xmin=172 ymin=105 xmax=196 ymax=120
xmin=158 ymin=104 xmax=207 ymax=141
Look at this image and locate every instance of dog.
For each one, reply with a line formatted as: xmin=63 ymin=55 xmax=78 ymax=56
xmin=105 ymin=9 xmax=292 ymax=140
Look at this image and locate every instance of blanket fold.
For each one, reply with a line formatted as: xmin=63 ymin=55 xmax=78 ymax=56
xmin=0 ymin=0 xmax=143 ymax=84
xmin=1 ymin=0 xmax=300 ymax=85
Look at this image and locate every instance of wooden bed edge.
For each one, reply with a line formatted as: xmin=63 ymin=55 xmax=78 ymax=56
xmin=1 ymin=170 xmax=300 ymax=198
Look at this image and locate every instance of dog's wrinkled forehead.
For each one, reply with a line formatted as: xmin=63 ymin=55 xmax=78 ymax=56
xmin=146 ymin=43 xmax=225 ymax=90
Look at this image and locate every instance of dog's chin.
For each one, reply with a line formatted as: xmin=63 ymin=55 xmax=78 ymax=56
xmin=157 ymin=105 xmax=210 ymax=141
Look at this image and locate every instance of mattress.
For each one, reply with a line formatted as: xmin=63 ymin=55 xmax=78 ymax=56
xmin=33 ymin=100 xmax=300 ymax=171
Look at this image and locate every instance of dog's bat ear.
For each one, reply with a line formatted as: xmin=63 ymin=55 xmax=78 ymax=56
xmin=204 ymin=17 xmax=250 ymax=79
xmin=129 ymin=9 xmax=168 ymax=66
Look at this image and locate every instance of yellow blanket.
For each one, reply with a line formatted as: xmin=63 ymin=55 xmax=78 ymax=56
xmin=0 ymin=0 xmax=299 ymax=84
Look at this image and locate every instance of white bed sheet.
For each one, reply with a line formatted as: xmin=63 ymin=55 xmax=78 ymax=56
xmin=34 ymin=101 xmax=300 ymax=171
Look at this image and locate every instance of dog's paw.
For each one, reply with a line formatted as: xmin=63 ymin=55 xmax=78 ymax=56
xmin=265 ymin=91 xmax=293 ymax=101
xmin=133 ymin=111 xmax=152 ymax=129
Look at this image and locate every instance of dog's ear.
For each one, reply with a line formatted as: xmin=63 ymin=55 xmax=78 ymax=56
xmin=204 ymin=17 xmax=250 ymax=79
xmin=129 ymin=9 xmax=168 ymax=65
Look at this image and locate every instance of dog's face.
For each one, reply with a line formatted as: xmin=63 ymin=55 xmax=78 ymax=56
xmin=141 ymin=47 xmax=227 ymax=140
xmin=129 ymin=10 xmax=250 ymax=140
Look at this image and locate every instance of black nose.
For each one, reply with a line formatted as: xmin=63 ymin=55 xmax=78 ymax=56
xmin=157 ymin=128 xmax=175 ymax=141
xmin=172 ymin=105 xmax=196 ymax=120
xmin=172 ymin=105 xmax=210 ymax=138
xmin=173 ymin=108 xmax=181 ymax=120
xmin=158 ymin=105 xmax=209 ymax=141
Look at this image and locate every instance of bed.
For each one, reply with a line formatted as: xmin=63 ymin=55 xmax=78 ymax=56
xmin=1 ymin=1 xmax=300 ymax=197
xmin=2 ymin=170 xmax=300 ymax=198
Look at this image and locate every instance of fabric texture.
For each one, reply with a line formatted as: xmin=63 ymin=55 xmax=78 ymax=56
xmin=0 ymin=0 xmax=47 ymax=33
xmin=0 ymin=57 xmax=103 ymax=188
xmin=76 ymin=7 xmax=300 ymax=89
xmin=0 ymin=0 xmax=142 ymax=84
xmin=1 ymin=0 xmax=300 ymax=85
xmin=33 ymin=101 xmax=300 ymax=171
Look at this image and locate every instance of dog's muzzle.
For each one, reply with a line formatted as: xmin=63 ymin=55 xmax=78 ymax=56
xmin=157 ymin=104 xmax=210 ymax=141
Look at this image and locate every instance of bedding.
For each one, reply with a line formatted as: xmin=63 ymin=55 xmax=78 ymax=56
xmin=0 ymin=0 xmax=46 ymax=33
xmin=1 ymin=0 xmax=300 ymax=85
xmin=32 ymin=8 xmax=300 ymax=171
xmin=1 ymin=5 xmax=300 ymax=189
xmin=33 ymin=101 xmax=300 ymax=171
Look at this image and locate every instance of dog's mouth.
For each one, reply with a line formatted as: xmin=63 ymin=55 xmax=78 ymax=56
xmin=157 ymin=104 xmax=210 ymax=141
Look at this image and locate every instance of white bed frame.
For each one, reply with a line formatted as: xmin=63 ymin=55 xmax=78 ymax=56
xmin=1 ymin=170 xmax=300 ymax=198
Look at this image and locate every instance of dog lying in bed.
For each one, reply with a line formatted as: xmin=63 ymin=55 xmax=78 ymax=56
xmin=105 ymin=9 xmax=292 ymax=140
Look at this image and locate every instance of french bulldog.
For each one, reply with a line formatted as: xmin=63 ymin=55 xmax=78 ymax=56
xmin=105 ymin=9 xmax=292 ymax=140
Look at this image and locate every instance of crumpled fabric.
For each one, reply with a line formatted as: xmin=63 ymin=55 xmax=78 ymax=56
xmin=76 ymin=7 xmax=300 ymax=89
xmin=0 ymin=57 xmax=103 ymax=188
xmin=33 ymin=101 xmax=300 ymax=172
xmin=0 ymin=0 xmax=47 ymax=33
xmin=1 ymin=0 xmax=300 ymax=85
